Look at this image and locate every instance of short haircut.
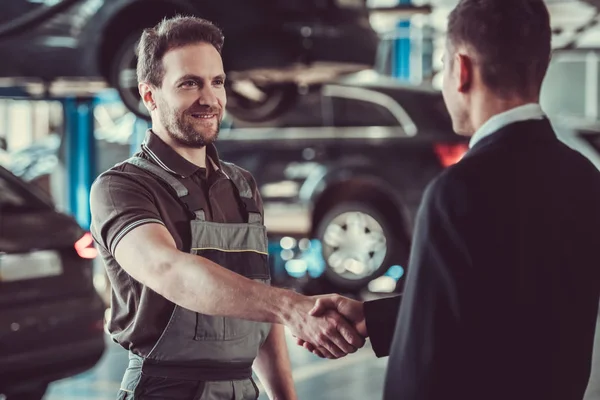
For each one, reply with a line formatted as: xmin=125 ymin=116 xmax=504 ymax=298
xmin=447 ymin=0 xmax=552 ymax=98
xmin=136 ymin=16 xmax=224 ymax=87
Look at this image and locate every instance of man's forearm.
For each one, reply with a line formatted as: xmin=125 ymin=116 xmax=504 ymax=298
xmin=143 ymin=247 xmax=366 ymax=358
xmin=253 ymin=324 xmax=296 ymax=400
xmin=114 ymin=212 xmax=364 ymax=359
xmin=156 ymin=250 xmax=299 ymax=324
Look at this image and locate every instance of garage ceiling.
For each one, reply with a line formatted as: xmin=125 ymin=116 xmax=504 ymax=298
xmin=375 ymin=0 xmax=600 ymax=49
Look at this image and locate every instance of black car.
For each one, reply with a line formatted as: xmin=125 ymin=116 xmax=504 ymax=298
xmin=0 ymin=166 xmax=105 ymax=400
xmin=0 ymin=0 xmax=378 ymax=122
xmin=217 ymin=71 xmax=470 ymax=293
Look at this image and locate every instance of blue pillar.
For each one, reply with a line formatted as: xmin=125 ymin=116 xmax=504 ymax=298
xmin=131 ymin=117 xmax=150 ymax=156
xmin=392 ymin=0 xmax=412 ymax=81
xmin=63 ymin=97 xmax=96 ymax=230
xmin=422 ymin=25 xmax=434 ymax=80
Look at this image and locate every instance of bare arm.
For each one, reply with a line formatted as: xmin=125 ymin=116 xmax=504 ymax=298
xmin=116 ymin=223 xmax=286 ymax=322
xmin=114 ymin=223 xmax=365 ymax=357
xmin=253 ymin=324 xmax=296 ymax=400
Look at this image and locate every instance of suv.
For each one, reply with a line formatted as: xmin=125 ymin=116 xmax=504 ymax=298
xmin=0 ymin=0 xmax=378 ymax=122
xmin=0 ymin=166 xmax=106 ymax=400
xmin=216 ymin=71 xmax=470 ymax=293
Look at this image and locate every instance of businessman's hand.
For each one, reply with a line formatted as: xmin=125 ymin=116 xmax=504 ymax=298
xmin=296 ymin=294 xmax=366 ymax=358
xmin=283 ymin=293 xmax=365 ymax=359
xmin=312 ymin=295 xmax=367 ymax=336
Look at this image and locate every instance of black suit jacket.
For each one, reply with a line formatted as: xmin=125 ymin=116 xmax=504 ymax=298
xmin=365 ymin=119 xmax=600 ymax=400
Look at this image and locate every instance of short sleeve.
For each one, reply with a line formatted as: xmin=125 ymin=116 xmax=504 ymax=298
xmin=90 ymin=172 xmax=165 ymax=256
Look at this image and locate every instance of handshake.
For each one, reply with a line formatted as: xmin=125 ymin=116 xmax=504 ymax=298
xmin=284 ymin=293 xmax=368 ymax=359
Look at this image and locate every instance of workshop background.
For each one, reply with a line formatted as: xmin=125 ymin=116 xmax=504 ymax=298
xmin=0 ymin=0 xmax=600 ymax=399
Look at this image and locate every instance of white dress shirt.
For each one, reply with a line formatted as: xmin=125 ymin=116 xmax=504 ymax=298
xmin=469 ymin=103 xmax=546 ymax=148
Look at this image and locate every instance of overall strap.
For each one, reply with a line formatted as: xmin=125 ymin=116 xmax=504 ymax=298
xmin=125 ymin=156 xmax=206 ymax=221
xmin=220 ymin=161 xmax=262 ymax=224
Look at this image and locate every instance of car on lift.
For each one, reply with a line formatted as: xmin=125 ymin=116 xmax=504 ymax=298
xmin=0 ymin=166 xmax=106 ymax=400
xmin=0 ymin=0 xmax=378 ymax=123
xmin=216 ymin=71 xmax=470 ymax=294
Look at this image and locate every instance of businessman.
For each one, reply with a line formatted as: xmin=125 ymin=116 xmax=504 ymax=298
xmin=299 ymin=1 xmax=600 ymax=399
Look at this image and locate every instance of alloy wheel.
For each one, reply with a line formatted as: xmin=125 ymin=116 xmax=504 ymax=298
xmin=321 ymin=211 xmax=387 ymax=281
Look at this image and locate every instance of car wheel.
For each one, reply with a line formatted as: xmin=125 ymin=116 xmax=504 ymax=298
xmin=109 ymin=31 xmax=149 ymax=120
xmin=4 ymin=383 xmax=48 ymax=400
xmin=109 ymin=32 xmax=299 ymax=123
xmin=316 ymin=202 xmax=406 ymax=291
xmin=226 ymin=81 xmax=298 ymax=123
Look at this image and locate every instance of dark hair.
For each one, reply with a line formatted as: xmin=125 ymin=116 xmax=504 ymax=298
xmin=136 ymin=16 xmax=224 ymax=87
xmin=447 ymin=0 xmax=551 ymax=98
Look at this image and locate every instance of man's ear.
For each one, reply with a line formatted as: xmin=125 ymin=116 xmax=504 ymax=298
xmin=139 ymin=82 xmax=156 ymax=112
xmin=456 ymin=53 xmax=474 ymax=93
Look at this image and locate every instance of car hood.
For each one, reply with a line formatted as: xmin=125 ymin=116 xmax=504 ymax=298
xmin=0 ymin=209 xmax=83 ymax=253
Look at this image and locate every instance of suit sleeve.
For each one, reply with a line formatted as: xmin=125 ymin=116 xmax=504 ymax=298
xmin=383 ymin=174 xmax=472 ymax=400
xmin=364 ymin=296 xmax=402 ymax=357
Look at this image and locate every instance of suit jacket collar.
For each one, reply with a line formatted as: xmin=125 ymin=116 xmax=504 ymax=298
xmin=469 ymin=104 xmax=545 ymax=149
xmin=465 ymin=118 xmax=557 ymax=159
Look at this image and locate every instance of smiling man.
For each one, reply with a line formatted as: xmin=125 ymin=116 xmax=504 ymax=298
xmin=90 ymin=16 xmax=365 ymax=400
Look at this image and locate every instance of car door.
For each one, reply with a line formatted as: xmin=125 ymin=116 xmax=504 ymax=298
xmin=217 ymin=87 xmax=338 ymax=237
xmin=321 ymin=83 xmax=411 ymax=192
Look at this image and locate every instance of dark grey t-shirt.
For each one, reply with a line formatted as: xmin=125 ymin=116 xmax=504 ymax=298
xmin=90 ymin=130 xmax=262 ymax=356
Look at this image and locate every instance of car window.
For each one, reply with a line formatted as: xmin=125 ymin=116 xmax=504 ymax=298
xmin=0 ymin=168 xmax=50 ymax=213
xmin=326 ymin=97 xmax=401 ymax=127
xmin=278 ymin=89 xmax=325 ymax=127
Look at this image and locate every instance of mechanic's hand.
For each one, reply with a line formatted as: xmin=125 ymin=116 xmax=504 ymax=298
xmin=284 ymin=293 xmax=365 ymax=359
xmin=311 ymin=294 xmax=367 ymax=336
xmin=296 ymin=294 xmax=367 ymax=359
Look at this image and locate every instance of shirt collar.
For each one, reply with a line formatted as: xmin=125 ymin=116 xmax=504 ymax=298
xmin=469 ymin=103 xmax=546 ymax=149
xmin=141 ymin=129 xmax=222 ymax=178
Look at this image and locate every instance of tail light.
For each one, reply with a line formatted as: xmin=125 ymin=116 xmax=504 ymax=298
xmin=434 ymin=143 xmax=469 ymax=168
xmin=75 ymin=232 xmax=98 ymax=259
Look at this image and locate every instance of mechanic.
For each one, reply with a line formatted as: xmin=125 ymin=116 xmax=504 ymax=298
xmin=90 ymin=16 xmax=363 ymax=400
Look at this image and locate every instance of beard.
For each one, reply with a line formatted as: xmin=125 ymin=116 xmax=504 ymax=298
xmin=157 ymin=99 xmax=221 ymax=149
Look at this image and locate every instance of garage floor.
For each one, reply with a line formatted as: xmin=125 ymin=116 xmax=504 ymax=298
xmin=43 ymin=331 xmax=388 ymax=400
xmin=43 ymin=318 xmax=600 ymax=400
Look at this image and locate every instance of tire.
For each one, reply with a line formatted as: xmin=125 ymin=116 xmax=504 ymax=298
xmin=315 ymin=201 xmax=408 ymax=291
xmin=226 ymin=81 xmax=299 ymax=123
xmin=109 ymin=32 xmax=299 ymax=123
xmin=108 ymin=30 xmax=149 ymax=120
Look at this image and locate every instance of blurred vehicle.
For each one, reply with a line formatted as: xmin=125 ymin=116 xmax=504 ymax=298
xmin=217 ymin=71 xmax=470 ymax=294
xmin=1 ymin=134 xmax=61 ymax=183
xmin=0 ymin=166 xmax=105 ymax=400
xmin=0 ymin=0 xmax=378 ymax=122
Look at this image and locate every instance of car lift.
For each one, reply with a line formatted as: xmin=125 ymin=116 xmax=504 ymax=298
xmin=395 ymin=0 xmax=414 ymax=81
xmin=0 ymin=81 xmax=149 ymax=231
xmin=0 ymin=83 xmax=96 ymax=230
xmin=0 ymin=0 xmax=426 ymax=233
xmin=369 ymin=0 xmax=433 ymax=82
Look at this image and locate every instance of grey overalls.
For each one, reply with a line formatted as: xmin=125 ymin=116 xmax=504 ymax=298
xmin=118 ymin=156 xmax=271 ymax=400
